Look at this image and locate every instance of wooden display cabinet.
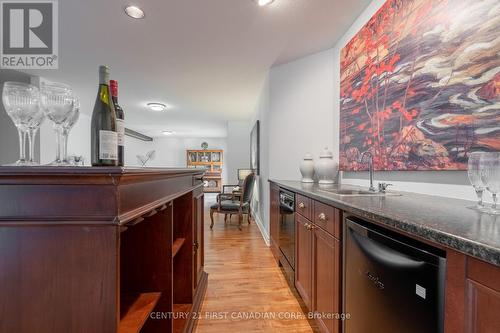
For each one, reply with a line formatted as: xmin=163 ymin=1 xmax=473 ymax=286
xmin=186 ymin=149 xmax=223 ymax=193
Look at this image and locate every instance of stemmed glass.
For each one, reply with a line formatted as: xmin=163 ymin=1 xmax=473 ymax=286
xmin=1 ymin=82 xmax=40 ymax=166
xmin=467 ymin=152 xmax=487 ymax=211
xmin=481 ymin=152 xmax=500 ymax=215
xmin=40 ymin=82 xmax=74 ymax=166
xmin=26 ymin=104 xmax=46 ymax=165
xmin=61 ymin=97 xmax=80 ymax=165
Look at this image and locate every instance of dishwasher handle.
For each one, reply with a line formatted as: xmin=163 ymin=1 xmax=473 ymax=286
xmin=349 ymin=225 xmax=425 ymax=269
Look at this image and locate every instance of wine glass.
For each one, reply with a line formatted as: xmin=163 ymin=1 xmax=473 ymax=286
xmin=480 ymin=152 xmax=500 ymax=215
xmin=467 ymin=152 xmax=487 ymax=211
xmin=1 ymin=82 xmax=40 ymax=166
xmin=26 ymin=105 xmax=46 ymax=165
xmin=61 ymin=97 xmax=80 ymax=165
xmin=40 ymin=82 xmax=74 ymax=166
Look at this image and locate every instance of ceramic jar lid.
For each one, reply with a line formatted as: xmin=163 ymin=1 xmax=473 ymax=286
xmin=319 ymin=147 xmax=333 ymax=158
xmin=303 ymin=153 xmax=313 ymax=160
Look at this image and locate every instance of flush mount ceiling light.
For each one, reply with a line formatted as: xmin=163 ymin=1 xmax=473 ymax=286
xmin=147 ymin=102 xmax=167 ymax=112
xmin=253 ymin=0 xmax=275 ymax=6
xmin=162 ymin=130 xmax=174 ymax=135
xmin=124 ymin=5 xmax=145 ymax=19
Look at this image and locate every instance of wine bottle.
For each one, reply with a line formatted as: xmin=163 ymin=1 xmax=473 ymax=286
xmin=91 ymin=65 xmax=118 ymax=166
xmin=110 ymin=80 xmax=125 ymax=166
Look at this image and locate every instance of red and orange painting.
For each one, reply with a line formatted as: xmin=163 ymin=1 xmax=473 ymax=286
xmin=339 ymin=0 xmax=500 ymax=171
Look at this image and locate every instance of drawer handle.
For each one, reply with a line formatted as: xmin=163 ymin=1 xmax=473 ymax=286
xmin=304 ymin=222 xmax=311 ymax=229
xmin=298 ymin=202 xmax=305 ymax=209
xmin=318 ymin=213 xmax=327 ymax=221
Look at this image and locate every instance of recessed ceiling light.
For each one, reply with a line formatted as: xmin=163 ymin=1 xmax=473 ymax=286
xmin=253 ymin=0 xmax=275 ymax=6
xmin=124 ymin=5 xmax=145 ymax=19
xmin=147 ymin=102 xmax=167 ymax=111
xmin=162 ymin=130 xmax=174 ymax=135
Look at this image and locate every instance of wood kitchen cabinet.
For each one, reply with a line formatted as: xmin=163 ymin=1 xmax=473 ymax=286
xmin=312 ymin=226 xmax=341 ymax=333
xmin=445 ymin=251 xmax=500 ymax=333
xmin=296 ymin=213 xmax=313 ymax=309
xmin=294 ymin=193 xmax=342 ymax=333
xmin=465 ymin=258 xmax=500 ymax=333
xmin=271 ymin=182 xmax=500 ymax=333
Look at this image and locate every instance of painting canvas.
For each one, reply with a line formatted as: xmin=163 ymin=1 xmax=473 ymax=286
xmin=250 ymin=120 xmax=260 ymax=175
xmin=339 ymin=0 xmax=500 ymax=171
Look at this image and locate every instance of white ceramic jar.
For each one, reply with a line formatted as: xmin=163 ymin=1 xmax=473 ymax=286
xmin=300 ymin=153 xmax=315 ymax=183
xmin=315 ymin=148 xmax=337 ymax=184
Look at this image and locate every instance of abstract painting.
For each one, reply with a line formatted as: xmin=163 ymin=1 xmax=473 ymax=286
xmin=339 ymin=0 xmax=500 ymax=171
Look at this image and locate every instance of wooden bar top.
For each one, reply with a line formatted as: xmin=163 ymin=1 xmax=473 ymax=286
xmin=0 ymin=166 xmax=204 ymax=225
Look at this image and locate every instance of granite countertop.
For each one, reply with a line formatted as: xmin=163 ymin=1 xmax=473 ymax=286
xmin=271 ymin=180 xmax=500 ymax=267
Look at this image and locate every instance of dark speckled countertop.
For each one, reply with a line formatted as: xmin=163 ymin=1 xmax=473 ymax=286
xmin=271 ymin=180 xmax=500 ymax=267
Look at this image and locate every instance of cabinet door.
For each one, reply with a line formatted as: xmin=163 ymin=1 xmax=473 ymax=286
xmin=193 ymin=191 xmax=204 ymax=290
xmin=270 ymin=184 xmax=280 ymax=263
xmin=312 ymin=226 xmax=341 ymax=333
xmin=295 ymin=213 xmax=313 ymax=309
xmin=465 ymin=258 xmax=500 ymax=333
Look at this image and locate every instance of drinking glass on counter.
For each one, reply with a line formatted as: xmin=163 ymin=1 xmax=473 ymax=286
xmin=61 ymin=97 xmax=80 ymax=165
xmin=26 ymin=105 xmax=46 ymax=165
xmin=467 ymin=152 xmax=487 ymax=211
xmin=480 ymin=152 xmax=500 ymax=215
xmin=40 ymin=82 xmax=75 ymax=166
xmin=1 ymin=82 xmax=41 ymax=166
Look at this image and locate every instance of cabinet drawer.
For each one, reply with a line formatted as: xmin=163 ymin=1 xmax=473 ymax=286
xmin=313 ymin=201 xmax=341 ymax=239
xmin=296 ymin=194 xmax=312 ymax=220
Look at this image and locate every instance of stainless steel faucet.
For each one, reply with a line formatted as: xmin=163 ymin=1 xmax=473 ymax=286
xmin=360 ymin=151 xmax=376 ymax=192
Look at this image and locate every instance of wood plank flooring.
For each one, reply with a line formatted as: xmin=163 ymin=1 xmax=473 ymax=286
xmin=195 ymin=202 xmax=314 ymax=333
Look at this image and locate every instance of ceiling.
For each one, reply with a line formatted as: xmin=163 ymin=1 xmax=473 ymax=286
xmin=24 ymin=0 xmax=370 ymax=137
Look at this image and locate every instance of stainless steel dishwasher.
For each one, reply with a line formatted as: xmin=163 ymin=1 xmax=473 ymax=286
xmin=344 ymin=217 xmax=446 ymax=333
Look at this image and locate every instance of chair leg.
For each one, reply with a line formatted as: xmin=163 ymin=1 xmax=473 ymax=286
xmin=224 ymin=214 xmax=228 ymax=223
xmin=248 ymin=210 xmax=252 ymax=224
xmin=238 ymin=213 xmax=243 ymax=230
xmin=210 ymin=209 xmax=215 ymax=229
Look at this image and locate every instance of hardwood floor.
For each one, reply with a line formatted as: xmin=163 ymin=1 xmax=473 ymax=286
xmin=195 ymin=203 xmax=314 ymax=333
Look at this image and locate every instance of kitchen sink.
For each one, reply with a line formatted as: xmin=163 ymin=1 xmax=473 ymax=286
xmin=318 ymin=187 xmax=401 ymax=197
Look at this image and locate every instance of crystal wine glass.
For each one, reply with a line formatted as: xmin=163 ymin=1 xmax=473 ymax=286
xmin=467 ymin=152 xmax=487 ymax=211
xmin=40 ymin=82 xmax=74 ymax=166
xmin=61 ymin=97 xmax=80 ymax=165
xmin=480 ymin=152 xmax=500 ymax=215
xmin=1 ymin=82 xmax=40 ymax=166
xmin=26 ymin=105 xmax=46 ymax=165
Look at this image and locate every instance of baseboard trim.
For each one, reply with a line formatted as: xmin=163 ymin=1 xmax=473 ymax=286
xmin=252 ymin=209 xmax=270 ymax=246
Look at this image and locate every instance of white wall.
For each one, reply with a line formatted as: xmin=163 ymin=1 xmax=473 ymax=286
xmin=125 ymin=136 xmax=228 ymax=183
xmin=269 ymin=49 xmax=336 ymax=181
xmin=249 ymin=50 xmax=336 ymax=242
xmin=250 ymin=75 xmax=271 ymax=244
xmin=226 ymin=121 xmax=251 ymax=184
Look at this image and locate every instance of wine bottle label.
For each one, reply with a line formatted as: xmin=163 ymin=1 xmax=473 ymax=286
xmin=99 ymin=130 xmax=118 ymax=160
xmin=116 ymin=119 xmax=125 ymax=146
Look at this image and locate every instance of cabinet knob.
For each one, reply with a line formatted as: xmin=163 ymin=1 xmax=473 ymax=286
xmin=305 ymin=223 xmax=314 ymax=231
xmin=298 ymin=202 xmax=305 ymax=209
xmin=318 ymin=213 xmax=327 ymax=221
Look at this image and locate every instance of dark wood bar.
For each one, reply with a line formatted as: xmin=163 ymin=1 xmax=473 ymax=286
xmin=0 ymin=167 xmax=207 ymax=333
